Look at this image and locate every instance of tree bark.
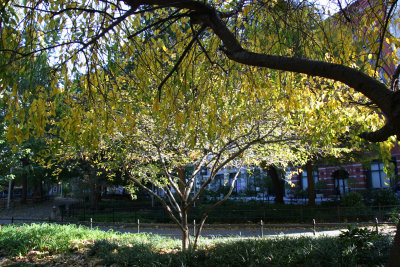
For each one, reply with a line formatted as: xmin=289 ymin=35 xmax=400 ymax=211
xmin=33 ymin=179 xmax=43 ymax=200
xmin=306 ymin=162 xmax=316 ymax=206
xmin=181 ymin=208 xmax=190 ymax=250
xmin=268 ymin=165 xmax=284 ymax=204
xmin=10 ymin=180 xmax=14 ymax=200
xmin=178 ymin=166 xmax=191 ymax=250
xmin=89 ymin=170 xmax=101 ymax=210
xmin=387 ymin=220 xmax=400 ymax=267
xmin=21 ymin=157 xmax=29 ymax=204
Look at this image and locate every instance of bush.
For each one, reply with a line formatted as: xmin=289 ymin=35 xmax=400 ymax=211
xmin=340 ymin=192 xmax=364 ymax=207
xmin=370 ymin=189 xmax=399 ymax=206
xmin=339 ymin=225 xmax=390 ymax=264
xmin=390 ymin=207 xmax=400 ymax=224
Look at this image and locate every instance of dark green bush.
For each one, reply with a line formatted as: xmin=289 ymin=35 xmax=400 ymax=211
xmin=90 ymin=235 xmax=392 ymax=266
xmin=370 ymin=189 xmax=399 ymax=206
xmin=341 ymin=192 xmax=364 ymax=207
xmin=339 ymin=225 xmax=390 ymax=264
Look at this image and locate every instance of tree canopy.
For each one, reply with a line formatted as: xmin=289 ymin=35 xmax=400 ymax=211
xmin=0 ymin=0 xmax=399 ymax=145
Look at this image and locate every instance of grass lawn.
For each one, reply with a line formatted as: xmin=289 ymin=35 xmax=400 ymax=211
xmin=0 ymin=223 xmax=393 ymax=266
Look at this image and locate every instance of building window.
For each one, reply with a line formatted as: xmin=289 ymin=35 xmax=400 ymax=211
xmin=332 ymin=169 xmax=349 ymax=195
xmin=301 ymin=170 xmax=319 ymax=190
xmin=370 ymin=161 xmax=391 ymax=189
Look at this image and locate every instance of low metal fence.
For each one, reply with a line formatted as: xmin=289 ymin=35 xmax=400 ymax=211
xmin=64 ymin=202 xmax=400 ymax=224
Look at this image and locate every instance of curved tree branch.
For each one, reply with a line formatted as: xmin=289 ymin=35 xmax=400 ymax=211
xmin=123 ymin=0 xmax=396 ymax=141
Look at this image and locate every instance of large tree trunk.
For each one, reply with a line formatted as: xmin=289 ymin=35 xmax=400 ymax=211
xmin=181 ymin=208 xmax=190 ymax=250
xmin=178 ymin=166 xmax=190 ymax=250
xmin=306 ymin=162 xmax=316 ymax=206
xmin=21 ymin=157 xmax=29 ymax=204
xmin=387 ymin=220 xmax=400 ymax=267
xmin=268 ymin=165 xmax=284 ymax=204
xmin=33 ymin=179 xmax=43 ymax=200
xmin=10 ymin=180 xmax=14 ymax=200
xmin=89 ymin=170 xmax=101 ymax=210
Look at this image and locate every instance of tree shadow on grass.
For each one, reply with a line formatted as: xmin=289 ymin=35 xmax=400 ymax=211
xmin=88 ymin=239 xmax=203 ymax=267
xmin=88 ymin=236 xmax=392 ymax=267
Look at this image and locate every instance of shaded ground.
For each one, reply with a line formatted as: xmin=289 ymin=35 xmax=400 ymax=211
xmin=0 ymin=197 xmax=78 ymax=221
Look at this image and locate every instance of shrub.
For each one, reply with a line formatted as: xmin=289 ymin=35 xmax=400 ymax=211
xmin=339 ymin=225 xmax=391 ymax=264
xmin=340 ymin=192 xmax=364 ymax=207
xmin=370 ymin=189 xmax=399 ymax=206
xmin=390 ymin=207 xmax=400 ymax=224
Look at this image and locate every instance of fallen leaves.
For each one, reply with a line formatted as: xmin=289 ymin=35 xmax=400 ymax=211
xmin=1 ymin=252 xmax=105 ymax=267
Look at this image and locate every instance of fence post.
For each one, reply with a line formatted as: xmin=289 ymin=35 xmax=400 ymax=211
xmin=375 ymin=217 xmax=379 ymax=233
xmin=193 ymin=220 xmax=196 ymax=237
xmin=137 ymin=219 xmax=140 ymax=234
xmin=90 ymin=218 xmax=92 ymax=229
xmin=313 ymin=219 xmax=316 ymax=236
xmin=260 ymin=219 xmax=264 ymax=237
xmin=112 ymin=207 xmax=115 ymax=224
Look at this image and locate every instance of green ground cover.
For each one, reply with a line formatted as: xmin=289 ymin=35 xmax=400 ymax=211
xmin=0 ymin=223 xmax=393 ymax=266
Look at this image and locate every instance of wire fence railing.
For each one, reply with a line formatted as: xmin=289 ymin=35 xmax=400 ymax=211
xmin=62 ymin=202 xmax=400 ymax=224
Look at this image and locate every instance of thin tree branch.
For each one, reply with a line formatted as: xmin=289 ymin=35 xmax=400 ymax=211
xmin=157 ymin=25 xmax=206 ymax=101
xmin=193 ymin=161 xmax=244 ymax=249
xmin=373 ymin=0 xmax=398 ymax=75
xmin=127 ymin=170 xmax=184 ymax=231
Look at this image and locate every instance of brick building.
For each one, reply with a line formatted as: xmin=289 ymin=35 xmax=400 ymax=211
xmin=290 ymin=145 xmax=400 ymax=197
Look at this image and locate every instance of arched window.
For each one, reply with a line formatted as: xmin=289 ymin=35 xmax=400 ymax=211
xmin=332 ymin=169 xmax=349 ymax=195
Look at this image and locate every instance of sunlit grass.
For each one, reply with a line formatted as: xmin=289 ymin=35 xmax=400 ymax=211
xmin=0 ymin=223 xmax=393 ymax=266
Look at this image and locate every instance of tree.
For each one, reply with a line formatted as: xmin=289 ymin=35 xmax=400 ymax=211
xmin=1 ymin=0 xmax=399 ymax=257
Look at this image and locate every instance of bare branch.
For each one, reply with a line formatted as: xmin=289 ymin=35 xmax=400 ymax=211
xmin=13 ymin=4 xmax=115 ymax=19
xmin=157 ymin=25 xmax=206 ymax=101
xmin=183 ymin=153 xmax=209 ymax=202
xmin=127 ymin=11 xmax=187 ymax=39
xmin=373 ymin=0 xmax=398 ymax=75
xmin=193 ymin=161 xmax=244 ymax=249
xmin=127 ymin=171 xmax=184 ymax=231
xmin=77 ymin=7 xmax=137 ymax=53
